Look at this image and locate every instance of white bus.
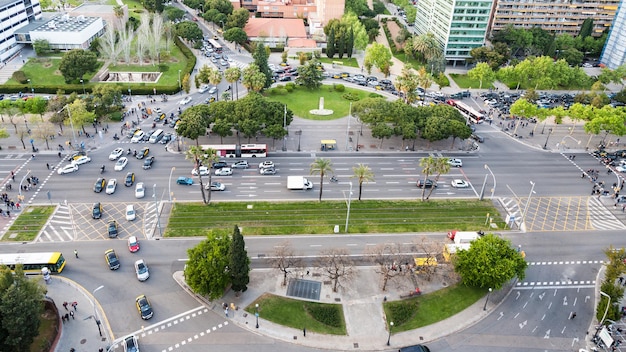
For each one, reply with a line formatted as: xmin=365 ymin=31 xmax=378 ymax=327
xmin=208 ymin=39 xmax=222 ymax=53
xmin=449 ymin=100 xmax=485 ymax=124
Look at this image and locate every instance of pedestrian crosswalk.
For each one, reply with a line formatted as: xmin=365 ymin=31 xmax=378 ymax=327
xmin=37 ymin=203 xmax=74 ymax=242
xmin=143 ymin=202 xmax=159 ymax=239
xmin=587 ymin=196 xmax=626 ymax=230
xmin=3 ymin=154 xmax=26 ymax=159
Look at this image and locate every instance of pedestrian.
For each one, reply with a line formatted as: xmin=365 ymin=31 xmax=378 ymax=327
xmin=74 ymin=249 xmax=78 ymax=258
xmin=61 ymin=315 xmax=66 ymax=323
xmin=71 ymin=301 xmax=77 ymax=310
xmin=64 ymin=313 xmax=69 ymax=321
xmin=70 ymin=310 xmax=74 ymax=319
xmin=46 ymin=163 xmax=50 ymax=170
xmin=303 ymin=327 xmax=306 ymax=337
xmin=58 ymin=152 xmax=62 ymax=158
xmin=619 ymin=277 xmax=624 ymax=284
xmin=10 ymin=171 xmax=14 ymax=181
xmin=7 ymin=210 xmax=10 ymax=218
xmin=99 ymin=348 xmax=104 ymax=352
xmin=63 ymin=301 xmax=68 ymax=310
xmin=571 ymin=312 xmax=576 ymax=319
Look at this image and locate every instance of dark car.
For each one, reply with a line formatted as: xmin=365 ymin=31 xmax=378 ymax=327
xmin=104 ymin=249 xmax=120 ymax=270
xmin=160 ymin=133 xmax=173 ymax=144
xmin=93 ymin=178 xmax=106 ymax=193
xmin=278 ymin=75 xmax=291 ymax=82
xmin=92 ymin=202 xmax=102 ymax=219
xmin=416 ymin=179 xmax=437 ymax=188
xmin=107 ymin=220 xmax=118 ymax=238
xmin=136 ymin=147 xmax=149 ymax=159
xmin=212 ymin=161 xmax=228 ymax=169
xmin=125 ymin=172 xmax=135 ymax=187
xmin=399 ymin=345 xmax=430 ymax=352
xmin=143 ymin=156 xmax=155 ymax=170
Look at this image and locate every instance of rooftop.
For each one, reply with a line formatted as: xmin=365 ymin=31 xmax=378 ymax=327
xmin=244 ymin=18 xmax=307 ymax=38
xmin=30 ymin=14 xmax=99 ymax=33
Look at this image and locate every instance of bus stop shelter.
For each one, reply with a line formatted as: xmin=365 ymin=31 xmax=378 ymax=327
xmin=321 ymin=139 xmax=336 ymax=151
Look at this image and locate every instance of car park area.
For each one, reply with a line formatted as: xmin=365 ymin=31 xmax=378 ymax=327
xmin=69 ymin=203 xmax=151 ymax=240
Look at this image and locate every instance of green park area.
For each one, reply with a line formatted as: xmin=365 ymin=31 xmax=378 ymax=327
xmin=165 ymin=199 xmax=504 ymax=237
xmin=315 ymin=57 xmax=360 ymax=68
xmin=449 ymin=73 xmax=495 ymax=90
xmin=266 ymin=84 xmax=382 ymax=120
xmin=4 ymin=205 xmax=55 ymax=242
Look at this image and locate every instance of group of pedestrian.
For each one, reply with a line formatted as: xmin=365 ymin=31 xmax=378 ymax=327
xmin=61 ymin=301 xmax=78 ymax=323
xmin=585 ymin=169 xmax=601 ymax=182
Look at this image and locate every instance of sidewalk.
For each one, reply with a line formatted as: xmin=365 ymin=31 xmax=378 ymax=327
xmin=174 ymin=267 xmax=512 ymax=351
xmin=45 ymin=276 xmax=113 ymax=352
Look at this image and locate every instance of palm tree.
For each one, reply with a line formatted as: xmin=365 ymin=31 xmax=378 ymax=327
xmin=394 ymin=66 xmax=418 ymax=104
xmin=310 ymin=158 xmax=334 ymax=202
xmin=416 ymin=67 xmax=432 ymax=100
xmin=351 ymin=163 xmax=375 ymax=200
xmin=185 ymin=146 xmax=219 ymax=205
xmin=224 ymin=67 xmax=242 ymax=100
xmin=425 ymin=157 xmax=451 ymax=200
xmin=411 ymin=33 xmax=442 ymax=63
xmin=419 ymin=156 xmax=435 ymax=201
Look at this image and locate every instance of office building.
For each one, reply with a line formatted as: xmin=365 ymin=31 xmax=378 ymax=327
xmin=600 ymin=0 xmax=626 ymax=69
xmin=414 ymin=0 xmax=493 ymax=65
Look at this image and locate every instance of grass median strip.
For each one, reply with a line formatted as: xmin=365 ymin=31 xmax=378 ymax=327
xmin=165 ymin=200 xmax=504 ymax=237
xmin=4 ymin=206 xmax=56 ymax=241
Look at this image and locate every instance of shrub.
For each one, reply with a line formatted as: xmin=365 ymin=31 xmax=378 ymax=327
xmin=334 ymin=84 xmax=345 ymax=92
xmin=12 ymin=71 xmax=28 ymax=84
xmin=386 ymin=300 xmax=418 ymax=326
xmin=274 ymin=88 xmax=288 ymax=95
xmin=368 ymin=93 xmax=382 ymax=98
xmin=342 ymin=92 xmax=360 ymax=101
xmin=305 ymin=304 xmax=342 ymax=328
xmin=285 ymin=82 xmax=295 ymax=92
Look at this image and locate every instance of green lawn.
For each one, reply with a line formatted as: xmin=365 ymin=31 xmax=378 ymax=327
xmin=4 ymin=58 xmax=102 ymax=87
xmin=449 ymin=73 xmax=495 ymax=90
xmin=265 ymin=85 xmax=381 ymax=120
xmin=384 ymin=284 xmax=486 ymax=332
xmin=165 ymin=200 xmax=504 ymax=237
xmin=247 ymin=294 xmax=347 ymax=335
xmin=5 ymin=206 xmax=56 ymax=241
xmin=316 ymin=57 xmax=360 ymax=68
xmin=108 ymin=44 xmax=187 ymax=87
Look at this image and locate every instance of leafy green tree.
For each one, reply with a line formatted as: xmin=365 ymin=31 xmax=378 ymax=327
xmin=59 ymin=49 xmax=98 ymax=83
xmin=341 ymin=13 xmax=368 ymax=52
xmin=579 ymin=18 xmax=594 ymax=38
xmin=0 ymin=265 xmax=45 ymax=352
xmin=242 ymin=64 xmax=266 ymax=92
xmin=223 ymin=27 xmax=247 ymax=44
xmin=467 ymin=62 xmax=495 ymax=89
xmin=176 ymin=21 xmax=203 ymax=42
xmin=310 ymin=158 xmax=334 ymax=201
xmin=211 ymin=118 xmax=233 ymax=143
xmin=364 ymin=43 xmax=392 ymax=77
xmin=229 ymin=225 xmax=250 ymax=295
xmin=295 ymin=59 xmax=324 ymax=89
xmin=163 ymin=6 xmax=185 ymax=21
xmin=32 ymin=39 xmax=51 ymax=55
xmin=371 ymin=122 xmax=393 ymax=148
xmin=351 ymin=163 xmax=374 ymax=200
xmin=561 ymin=47 xmax=584 ymax=67
xmin=207 ymin=0 xmax=233 ymax=15
xmin=23 ymin=97 xmax=47 ymax=121
xmin=68 ymin=99 xmax=96 ymax=134
xmin=453 ymin=234 xmax=528 ymax=289
xmin=252 ymin=43 xmax=272 ymax=89
xmin=447 ymin=119 xmax=472 ymax=148
xmin=325 ymin=24 xmax=336 ymax=58
xmin=0 ymin=129 xmax=9 ymax=148
xmin=185 ymin=234 xmax=232 ymax=299
xmin=226 ymin=8 xmax=249 ymax=29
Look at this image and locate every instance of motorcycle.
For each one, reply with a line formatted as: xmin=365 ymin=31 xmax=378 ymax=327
xmin=113 ymin=134 xmax=119 ymax=141
xmin=127 ymin=149 xmax=131 ymax=155
xmin=100 ymin=165 xmax=105 ymax=174
xmin=330 ymin=176 xmax=338 ymax=183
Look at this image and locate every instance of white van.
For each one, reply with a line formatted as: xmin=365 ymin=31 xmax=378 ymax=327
xmin=126 ymin=204 xmax=136 ymax=221
xmin=149 ymin=129 xmax=164 ymax=144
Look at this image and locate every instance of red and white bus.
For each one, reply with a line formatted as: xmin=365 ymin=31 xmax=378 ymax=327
xmin=201 ymin=144 xmax=267 ymax=158
xmin=448 ymin=100 xmax=485 ymax=124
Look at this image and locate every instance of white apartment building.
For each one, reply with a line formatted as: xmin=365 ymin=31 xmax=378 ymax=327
xmin=414 ymin=0 xmax=493 ymax=65
xmin=0 ymin=0 xmax=42 ymax=63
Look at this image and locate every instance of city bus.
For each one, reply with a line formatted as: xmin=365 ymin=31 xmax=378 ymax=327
xmin=208 ymin=39 xmax=222 ymax=53
xmin=449 ymin=100 xmax=485 ymax=124
xmin=240 ymin=144 xmax=267 ymax=157
xmin=201 ymin=144 xmax=268 ymax=158
xmin=201 ymin=144 xmax=237 ymax=158
xmin=0 ymin=252 xmax=66 ymax=274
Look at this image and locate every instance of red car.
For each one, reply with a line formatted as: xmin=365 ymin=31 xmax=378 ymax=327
xmin=128 ymin=236 xmax=140 ymax=252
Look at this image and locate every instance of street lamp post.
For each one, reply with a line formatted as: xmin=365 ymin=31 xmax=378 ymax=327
xmin=483 ymin=287 xmax=493 ymax=310
xmin=595 ymin=291 xmax=611 ymax=338
xmin=344 ymin=182 xmax=353 ymax=233
xmin=80 ymin=79 xmax=85 ymax=96
xmin=27 ymin=79 xmax=33 ymax=94
xmin=18 ymin=170 xmax=31 ymax=197
xmin=484 ymin=164 xmax=496 ymax=199
xmin=282 ymin=105 xmax=287 ymax=151
xmin=543 ymin=128 xmax=553 ymax=149
xmin=168 ymin=167 xmax=176 ymax=202
xmin=153 ymin=184 xmax=162 ymax=237
xmin=479 ymin=173 xmax=489 ymax=201
xmin=558 ymin=135 xmax=581 ymax=152
xmin=296 ymin=130 xmax=302 ymax=152
xmin=255 ymin=303 xmax=259 ymax=328
xmin=386 ymin=321 xmax=393 ymax=346
xmin=178 ymin=70 xmax=182 ymax=94
xmin=520 ymin=181 xmax=536 ymax=230
xmin=92 ymin=285 xmax=104 ymax=337
xmin=58 ymin=105 xmax=77 ymax=149
xmin=345 ymin=102 xmax=352 ymax=151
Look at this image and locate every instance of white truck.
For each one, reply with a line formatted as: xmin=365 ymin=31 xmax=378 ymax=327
xmin=287 ymin=176 xmax=313 ymax=190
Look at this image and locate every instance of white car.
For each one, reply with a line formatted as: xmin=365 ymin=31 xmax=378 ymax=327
xmin=179 ymin=96 xmax=193 ymax=105
xmin=191 ymin=166 xmax=210 ymax=176
xmin=71 ymin=155 xmax=91 ymax=166
xmin=616 ymin=165 xmax=626 ymax=173
xmin=259 ymin=167 xmax=276 ymax=175
xmin=135 ymin=182 xmax=145 ymax=199
xmin=199 ymin=85 xmax=210 ymax=93
xmin=205 ymin=182 xmax=225 ymax=191
xmin=153 ymin=107 xmax=162 ymax=115
xmin=57 ymin=164 xmax=79 ymax=175
xmin=215 ymin=167 xmax=232 ymax=176
xmin=114 ymin=157 xmax=129 ymax=171
xmin=134 ymin=259 xmax=150 ymax=281
xmin=451 ymin=179 xmax=469 ymax=188
xmin=126 ymin=204 xmax=136 ymax=221
xmin=106 ymin=179 xmax=118 ymax=194
xmin=208 ymin=87 xmax=217 ymax=95
xmin=131 ymin=131 xmax=145 ymax=143
xmin=231 ymin=160 xmax=249 ymax=169
xmin=258 ymin=161 xmax=275 ymax=169
xmin=448 ymin=158 xmax=463 ymax=167
xmin=109 ymin=148 xmax=124 ymax=161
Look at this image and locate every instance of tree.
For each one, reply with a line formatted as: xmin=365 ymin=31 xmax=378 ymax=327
xmin=310 ymin=158 xmax=334 ymax=201
xmin=58 ymin=49 xmax=98 ymax=83
xmin=0 ymin=129 xmax=9 ymax=149
xmin=33 ymin=122 xmax=55 ymax=150
xmin=371 ymin=122 xmax=393 ymax=148
xmin=467 ymin=62 xmax=495 ymax=89
xmin=365 ymin=243 xmax=408 ymax=291
xmin=295 ymin=59 xmax=324 ymax=89
xmin=316 ymin=248 xmax=355 ymax=292
xmin=419 ymin=156 xmax=450 ymax=201
xmin=176 ymin=21 xmax=203 ymax=42
xmin=229 ymin=225 xmax=250 ymax=295
xmin=364 ymin=43 xmax=392 ymax=77
xmin=0 ymin=265 xmax=46 ymax=352
xmin=226 ymin=8 xmax=249 ymax=29
xmin=410 ymin=33 xmax=441 ymax=63
xmin=67 ymin=99 xmax=96 ymax=134
xmin=351 ymin=163 xmax=374 ymax=200
xmin=184 ymin=234 xmax=232 ymax=300
xmin=269 ymin=241 xmax=303 ymax=286
xmin=178 ymin=105 xmax=212 ymax=201
xmin=453 ymin=234 xmax=527 ymax=289
xmin=242 ymin=64 xmax=266 ymax=93
xmin=223 ymin=27 xmax=247 ymax=44
xmin=32 ymin=39 xmax=51 ymax=55
xmin=163 ymin=6 xmax=185 ymax=21
xmin=394 ymin=66 xmax=419 ymax=104
xmin=252 ymin=43 xmax=272 ymax=89
xmin=224 ymin=67 xmax=242 ymax=100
